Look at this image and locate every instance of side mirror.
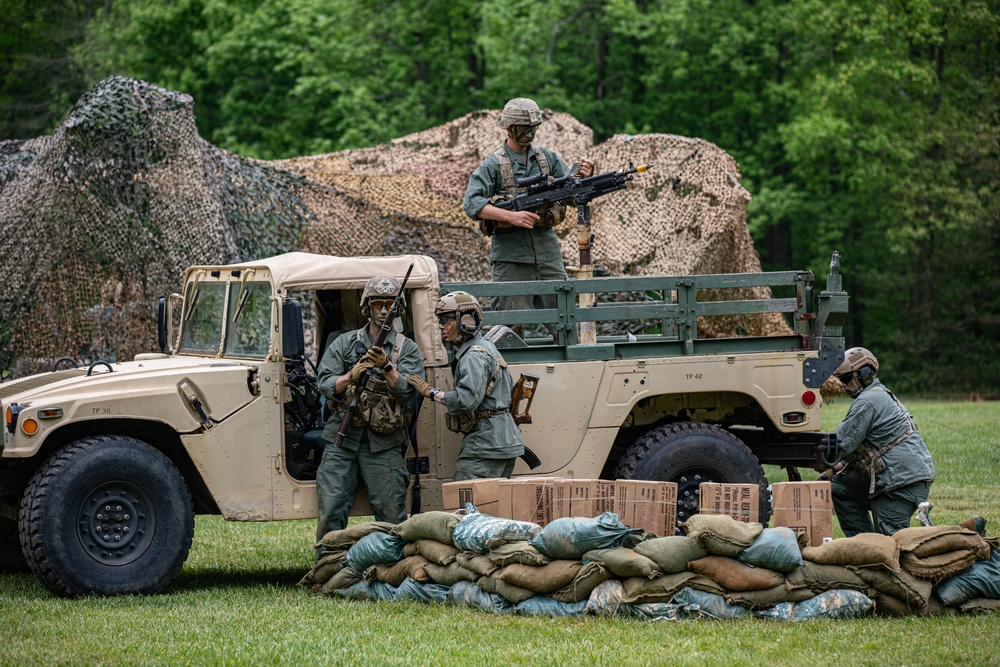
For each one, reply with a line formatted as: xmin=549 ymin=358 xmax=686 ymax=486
xmin=282 ymin=299 xmax=305 ymax=359
xmin=157 ymin=296 xmax=168 ymax=352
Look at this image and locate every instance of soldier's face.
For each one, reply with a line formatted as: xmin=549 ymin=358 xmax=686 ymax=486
xmin=369 ymin=299 xmax=392 ymax=325
xmin=838 ymin=373 xmax=862 ymax=398
xmin=509 ymin=124 xmax=539 ymax=146
xmin=438 ymin=313 xmax=461 ymax=344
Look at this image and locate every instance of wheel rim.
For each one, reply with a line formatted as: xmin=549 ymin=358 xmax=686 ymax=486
xmin=671 ymin=466 xmax=723 ymax=521
xmin=77 ymin=481 xmax=156 ymax=566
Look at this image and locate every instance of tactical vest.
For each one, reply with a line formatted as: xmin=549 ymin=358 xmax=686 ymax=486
xmin=844 ymin=385 xmax=918 ymax=495
xmin=341 ymin=331 xmax=410 ymax=435
xmin=446 ymin=344 xmax=509 ymax=435
xmin=481 ymin=144 xmax=565 ymax=236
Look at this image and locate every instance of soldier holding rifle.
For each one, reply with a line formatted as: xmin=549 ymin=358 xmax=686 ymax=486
xmin=315 ymin=274 xmax=424 ymax=539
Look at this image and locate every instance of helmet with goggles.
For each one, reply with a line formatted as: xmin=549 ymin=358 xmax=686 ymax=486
xmin=361 ymin=275 xmax=405 ymax=314
xmin=435 ymin=291 xmax=483 ymax=336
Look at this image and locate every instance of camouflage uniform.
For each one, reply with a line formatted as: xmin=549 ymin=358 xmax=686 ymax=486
xmin=832 ymin=378 xmax=934 ymax=536
xmin=442 ymin=332 xmax=525 ymax=481
xmin=462 ymin=143 xmax=572 ymax=312
xmin=315 ymin=326 xmax=423 ymax=539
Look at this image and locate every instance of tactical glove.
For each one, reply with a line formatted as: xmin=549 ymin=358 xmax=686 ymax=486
xmin=347 ymin=360 xmax=375 ymax=385
xmin=361 ymin=345 xmax=388 ymax=368
xmin=405 ymin=374 xmax=433 ymax=398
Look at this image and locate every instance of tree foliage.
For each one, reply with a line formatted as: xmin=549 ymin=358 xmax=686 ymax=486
xmin=2 ymin=0 xmax=997 ymax=392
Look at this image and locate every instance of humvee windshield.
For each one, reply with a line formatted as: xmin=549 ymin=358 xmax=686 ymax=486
xmin=180 ymin=277 xmax=273 ymax=358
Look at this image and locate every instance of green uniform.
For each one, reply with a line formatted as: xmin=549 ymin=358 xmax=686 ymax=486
xmin=443 ymin=332 xmax=525 ymax=481
xmin=463 ymin=143 xmax=571 ymax=313
xmin=832 ymin=378 xmax=934 ymax=536
xmin=314 ymin=326 xmax=424 ymax=539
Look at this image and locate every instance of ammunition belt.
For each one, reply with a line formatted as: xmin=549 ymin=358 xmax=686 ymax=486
xmin=474 ymin=409 xmax=507 ymax=420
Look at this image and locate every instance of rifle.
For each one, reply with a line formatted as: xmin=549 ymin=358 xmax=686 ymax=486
xmin=332 ymin=263 xmax=414 ymax=448
xmin=511 ymin=373 xmax=542 ymax=470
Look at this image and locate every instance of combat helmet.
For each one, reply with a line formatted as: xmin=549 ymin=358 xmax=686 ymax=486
xmin=500 ymin=97 xmax=544 ymax=129
xmin=435 ymin=291 xmax=483 ymax=336
xmin=361 ymin=275 xmax=405 ymax=313
xmin=834 ymin=346 xmax=878 ymax=393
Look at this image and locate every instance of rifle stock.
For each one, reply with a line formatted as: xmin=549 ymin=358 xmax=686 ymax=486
xmin=332 ymin=263 xmax=415 ymax=448
xmin=510 ymin=373 xmax=539 ymax=426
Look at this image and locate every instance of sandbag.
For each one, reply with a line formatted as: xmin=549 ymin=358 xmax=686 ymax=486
xmin=452 ymin=505 xmax=541 ymax=553
xmin=403 ymin=541 xmax=420 ymax=558
xmin=849 ymin=565 xmax=932 ymax=612
xmin=753 ymin=589 xmax=874 ymax=621
xmin=583 ymin=547 xmax=662 ymax=579
xmin=585 ymin=580 xmax=633 ymax=618
xmin=801 ymin=533 xmax=900 ymax=571
xmin=958 ymin=597 xmax=1000 ymax=614
xmin=456 ymin=552 xmax=500 ymax=577
xmin=621 ymin=572 xmax=698 ymax=604
xmin=901 ymin=549 xmax=983 ymax=582
xmin=447 ymin=580 xmax=513 ymax=613
xmin=550 ymin=562 xmax=612 ymax=603
xmin=687 ymin=555 xmax=785 ymax=592
xmin=477 ymin=573 xmax=537 ymax=605
xmin=515 ymin=596 xmax=588 ymax=618
xmin=415 ymin=539 xmax=462 ymax=566
xmin=634 ymin=536 xmax=709 ymax=574
xmin=497 ymin=560 xmax=582 ymax=594
xmin=680 ymin=514 xmax=763 ymax=557
xmin=370 ymin=555 xmax=432 ymax=586
xmin=299 ymin=551 xmax=347 ymax=587
xmin=892 ymin=525 xmax=992 ymax=559
xmin=488 ymin=541 xmax=552 ymax=567
xmin=529 ymin=512 xmax=640 ymax=560
xmin=631 ymin=602 xmax=706 ymax=621
xmin=316 ymin=521 xmax=396 ymax=551
xmin=673 ymin=587 xmax=748 ymax=619
xmin=871 ymin=592 xmax=920 ymax=617
xmin=395 ymin=577 xmax=452 ymax=604
xmin=424 ymin=562 xmax=481 ymax=586
xmin=319 ymin=566 xmax=362 ymax=594
xmin=344 ymin=532 xmax=406 ymax=572
xmin=337 ymin=580 xmax=398 ymax=602
xmin=935 ymin=548 xmax=1000 ymax=605
xmin=725 ymin=584 xmax=817 ymax=610
xmin=738 ymin=527 xmax=805 ymax=573
xmin=393 ymin=511 xmax=460 ymax=545
xmin=785 ymin=562 xmax=870 ymax=593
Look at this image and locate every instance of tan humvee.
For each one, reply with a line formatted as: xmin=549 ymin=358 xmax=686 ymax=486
xmin=0 ymin=251 xmax=847 ymax=595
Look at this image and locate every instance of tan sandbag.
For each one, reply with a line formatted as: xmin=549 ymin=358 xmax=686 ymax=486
xmin=583 ymin=547 xmax=662 ymax=579
xmin=316 ymin=522 xmax=396 ymax=551
xmin=621 ymin=572 xmax=698 ymax=604
xmin=849 ymin=565 xmax=932 ymax=612
xmin=550 ymin=562 xmax=612 ymax=603
xmin=318 ymin=566 xmax=361 ymax=594
xmin=372 ymin=555 xmax=432 ymax=586
xmin=892 ymin=525 xmax=992 ymax=558
xmin=394 ymin=512 xmax=460 ymax=545
xmin=497 ymin=560 xmax=583 ymax=594
xmin=456 ymin=552 xmax=500 ymax=577
xmin=872 ymin=592 xmax=919 ymax=617
xmin=680 ymin=514 xmax=764 ymax=557
xmin=958 ymin=597 xmax=1000 ymax=614
xmin=801 ymin=533 xmax=900 ymax=571
xmin=299 ymin=551 xmax=347 ymax=587
xmin=785 ymin=562 xmax=870 ymax=593
xmin=477 ymin=573 xmax=536 ymax=605
xmin=633 ymin=536 xmax=709 ymax=574
xmin=415 ymin=539 xmax=462 ymax=566
xmin=424 ymin=562 xmax=480 ymax=586
xmin=684 ymin=575 xmax=728 ymax=597
xmin=403 ymin=541 xmax=420 ymax=557
xmin=725 ymin=584 xmax=816 ymax=610
xmin=488 ymin=541 xmax=552 ymax=567
xmin=900 ymin=549 xmax=984 ymax=582
xmin=687 ymin=555 xmax=785 ymax=592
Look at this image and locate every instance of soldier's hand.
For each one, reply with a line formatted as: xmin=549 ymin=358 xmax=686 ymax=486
xmin=347 ymin=360 xmax=375 ymax=385
xmin=405 ymin=374 xmax=433 ymax=398
xmin=577 ymin=158 xmax=595 ymax=178
xmin=361 ymin=345 xmax=388 ymax=368
xmin=508 ymin=210 xmax=540 ymax=229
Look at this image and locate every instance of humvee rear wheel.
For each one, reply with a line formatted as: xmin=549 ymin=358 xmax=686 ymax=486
xmin=18 ymin=435 xmax=194 ymax=597
xmin=614 ymin=422 xmax=771 ymax=530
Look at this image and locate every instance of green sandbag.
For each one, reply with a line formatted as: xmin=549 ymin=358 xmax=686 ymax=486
xmin=316 ymin=521 xmax=396 ymax=551
xmin=456 ymin=552 xmax=500 ymax=577
xmin=498 ymin=560 xmax=583 ymax=594
xmin=687 ymin=555 xmax=785 ymax=592
xmin=477 ymin=573 xmax=537 ymax=605
xmin=621 ymin=572 xmax=698 ymax=604
xmin=680 ymin=515 xmax=763 ymax=557
xmin=549 ymin=562 xmax=612 ymax=603
xmin=424 ymin=562 xmax=481 ymax=586
xmin=319 ymin=566 xmax=362 ymax=595
xmin=848 ymin=564 xmax=931 ymax=612
xmin=583 ymin=547 xmax=662 ymax=579
xmin=488 ymin=541 xmax=552 ymax=567
xmin=299 ymin=551 xmax=347 ymax=587
xmin=724 ymin=584 xmax=817 ymax=610
xmin=958 ymin=597 xmax=1000 ymax=614
xmin=634 ymin=536 xmax=709 ymax=574
xmin=785 ymin=562 xmax=869 ymax=593
xmin=394 ymin=512 xmax=460 ymax=545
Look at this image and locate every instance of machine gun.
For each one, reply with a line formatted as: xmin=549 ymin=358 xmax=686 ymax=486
xmin=492 ymin=161 xmax=653 ymax=218
xmin=332 ymin=263 xmax=414 ymax=448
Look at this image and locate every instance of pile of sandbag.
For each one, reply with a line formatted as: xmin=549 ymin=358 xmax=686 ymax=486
xmin=300 ymin=506 xmax=999 ymax=621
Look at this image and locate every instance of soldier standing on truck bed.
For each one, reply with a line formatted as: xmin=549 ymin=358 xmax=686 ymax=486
xmin=314 ymin=275 xmax=425 ymax=539
xmin=462 ymin=97 xmax=595 ymax=318
xmin=826 ymin=347 xmax=935 ymax=536
xmin=406 ymin=291 xmax=525 ymax=480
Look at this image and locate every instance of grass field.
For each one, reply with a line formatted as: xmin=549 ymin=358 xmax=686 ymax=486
xmin=2 ymin=399 xmax=998 ymax=667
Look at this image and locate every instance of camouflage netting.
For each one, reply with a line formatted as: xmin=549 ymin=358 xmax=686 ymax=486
xmin=0 ymin=76 xmax=794 ymax=379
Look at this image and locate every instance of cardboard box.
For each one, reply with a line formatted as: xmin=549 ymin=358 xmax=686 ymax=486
xmin=699 ymin=483 xmax=760 ymax=523
xmin=496 ymin=477 xmax=563 ymax=525
xmin=441 ymin=478 xmax=501 ymax=514
xmin=771 ymin=481 xmax=833 ymax=547
xmin=561 ymin=479 xmax=617 ymax=518
xmin=552 ymin=480 xmax=573 ymax=520
xmin=615 ymin=480 xmax=679 ymax=536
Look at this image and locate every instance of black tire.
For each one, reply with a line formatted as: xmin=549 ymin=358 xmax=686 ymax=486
xmin=614 ymin=422 xmax=771 ymax=529
xmin=18 ymin=435 xmax=194 ymax=597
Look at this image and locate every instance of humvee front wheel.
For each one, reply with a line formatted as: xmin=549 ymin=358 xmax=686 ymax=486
xmin=614 ymin=422 xmax=771 ymax=529
xmin=19 ymin=435 xmax=194 ymax=596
